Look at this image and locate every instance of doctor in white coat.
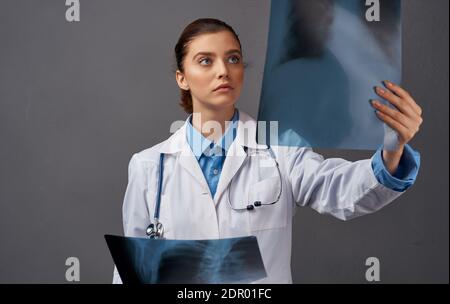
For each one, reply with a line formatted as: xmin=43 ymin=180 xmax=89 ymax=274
xmin=113 ymin=18 xmax=423 ymax=284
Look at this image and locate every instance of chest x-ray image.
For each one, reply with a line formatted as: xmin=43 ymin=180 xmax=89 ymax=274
xmin=258 ymin=0 xmax=402 ymax=149
xmin=105 ymin=235 xmax=266 ymax=284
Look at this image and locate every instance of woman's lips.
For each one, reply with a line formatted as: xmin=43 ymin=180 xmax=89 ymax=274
xmin=214 ymin=86 xmax=233 ymax=93
xmin=214 ymin=83 xmax=234 ymax=92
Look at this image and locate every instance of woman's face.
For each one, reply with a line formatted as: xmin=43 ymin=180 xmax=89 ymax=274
xmin=176 ymin=30 xmax=244 ymax=111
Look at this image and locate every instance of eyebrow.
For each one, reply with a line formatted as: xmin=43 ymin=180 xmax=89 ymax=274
xmin=192 ymin=49 xmax=242 ymax=60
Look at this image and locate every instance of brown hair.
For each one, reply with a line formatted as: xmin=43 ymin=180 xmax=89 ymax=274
xmin=174 ymin=18 xmax=245 ymax=114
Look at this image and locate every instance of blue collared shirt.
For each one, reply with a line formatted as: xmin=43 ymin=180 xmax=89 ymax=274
xmin=186 ymin=109 xmax=420 ymax=197
xmin=186 ymin=109 xmax=239 ymax=198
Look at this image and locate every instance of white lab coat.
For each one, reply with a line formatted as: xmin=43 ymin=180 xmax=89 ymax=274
xmin=112 ymin=110 xmax=405 ymax=284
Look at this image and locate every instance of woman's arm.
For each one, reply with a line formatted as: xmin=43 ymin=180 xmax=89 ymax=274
xmin=112 ymin=153 xmax=157 ymax=284
xmin=286 ymin=147 xmax=410 ymax=221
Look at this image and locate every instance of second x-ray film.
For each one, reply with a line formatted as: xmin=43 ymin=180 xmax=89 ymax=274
xmin=258 ymin=0 xmax=402 ymax=149
xmin=105 ymin=234 xmax=267 ymax=284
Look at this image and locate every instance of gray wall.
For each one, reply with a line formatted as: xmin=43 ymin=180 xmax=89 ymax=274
xmin=0 ymin=0 xmax=447 ymax=283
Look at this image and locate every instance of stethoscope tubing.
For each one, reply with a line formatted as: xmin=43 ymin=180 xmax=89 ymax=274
xmin=148 ymin=145 xmax=281 ymax=238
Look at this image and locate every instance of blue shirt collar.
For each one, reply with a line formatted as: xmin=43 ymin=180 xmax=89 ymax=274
xmin=186 ymin=109 xmax=239 ymax=160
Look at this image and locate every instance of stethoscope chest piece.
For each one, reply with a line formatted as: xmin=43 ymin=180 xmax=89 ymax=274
xmin=146 ymin=221 xmax=164 ymax=239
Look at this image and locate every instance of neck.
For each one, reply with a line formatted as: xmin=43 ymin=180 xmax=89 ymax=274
xmin=191 ymin=104 xmax=236 ymax=142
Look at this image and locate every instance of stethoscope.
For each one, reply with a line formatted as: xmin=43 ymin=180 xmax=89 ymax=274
xmin=227 ymin=146 xmax=282 ymax=211
xmin=146 ymin=146 xmax=282 ymax=239
xmin=146 ymin=153 xmax=165 ymax=239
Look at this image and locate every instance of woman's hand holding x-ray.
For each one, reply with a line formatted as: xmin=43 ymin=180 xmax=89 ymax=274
xmin=371 ymin=80 xmax=423 ymax=175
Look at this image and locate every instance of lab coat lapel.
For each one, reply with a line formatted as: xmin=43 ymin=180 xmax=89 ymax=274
xmin=214 ymin=111 xmax=263 ymax=202
xmin=158 ymin=117 xmax=211 ymax=194
xmin=178 ymin=143 xmax=212 ymax=194
xmin=213 ymin=140 xmax=247 ymax=202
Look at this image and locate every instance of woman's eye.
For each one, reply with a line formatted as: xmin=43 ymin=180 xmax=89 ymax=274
xmin=229 ymin=56 xmax=241 ymax=64
xmin=199 ymin=58 xmax=211 ymax=65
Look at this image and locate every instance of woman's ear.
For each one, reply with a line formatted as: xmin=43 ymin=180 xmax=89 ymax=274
xmin=175 ymin=70 xmax=189 ymax=91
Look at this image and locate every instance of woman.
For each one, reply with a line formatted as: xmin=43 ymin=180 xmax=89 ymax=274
xmin=113 ymin=18 xmax=422 ymax=283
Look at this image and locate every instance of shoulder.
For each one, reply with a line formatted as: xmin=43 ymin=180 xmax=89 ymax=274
xmin=121 ymin=142 xmax=166 ymax=190
xmin=128 ymin=116 xmax=188 ymax=170
xmin=127 ymin=140 xmax=167 ymax=177
xmin=264 ymin=128 xmax=320 ymax=161
xmin=271 ymin=145 xmax=322 ymax=165
xmin=133 ymin=141 xmax=166 ymax=163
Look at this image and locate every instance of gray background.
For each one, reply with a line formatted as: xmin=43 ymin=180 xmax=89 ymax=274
xmin=0 ymin=0 xmax=447 ymax=283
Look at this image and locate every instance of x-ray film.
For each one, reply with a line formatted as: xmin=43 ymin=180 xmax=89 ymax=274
xmin=105 ymin=234 xmax=267 ymax=284
xmin=258 ymin=0 xmax=402 ymax=149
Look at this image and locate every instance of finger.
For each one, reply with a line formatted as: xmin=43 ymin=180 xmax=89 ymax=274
xmin=383 ymin=81 xmax=423 ymax=116
xmin=375 ymin=86 xmax=420 ymax=119
xmin=375 ymin=111 xmax=408 ymax=138
xmin=376 ymin=111 xmax=415 ymax=143
xmin=371 ymin=100 xmax=415 ymax=130
xmin=372 ymin=99 xmax=423 ymax=128
xmin=382 ymin=80 xmax=410 ymax=99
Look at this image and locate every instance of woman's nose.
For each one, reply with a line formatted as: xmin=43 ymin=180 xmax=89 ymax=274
xmin=216 ymin=60 xmax=230 ymax=78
